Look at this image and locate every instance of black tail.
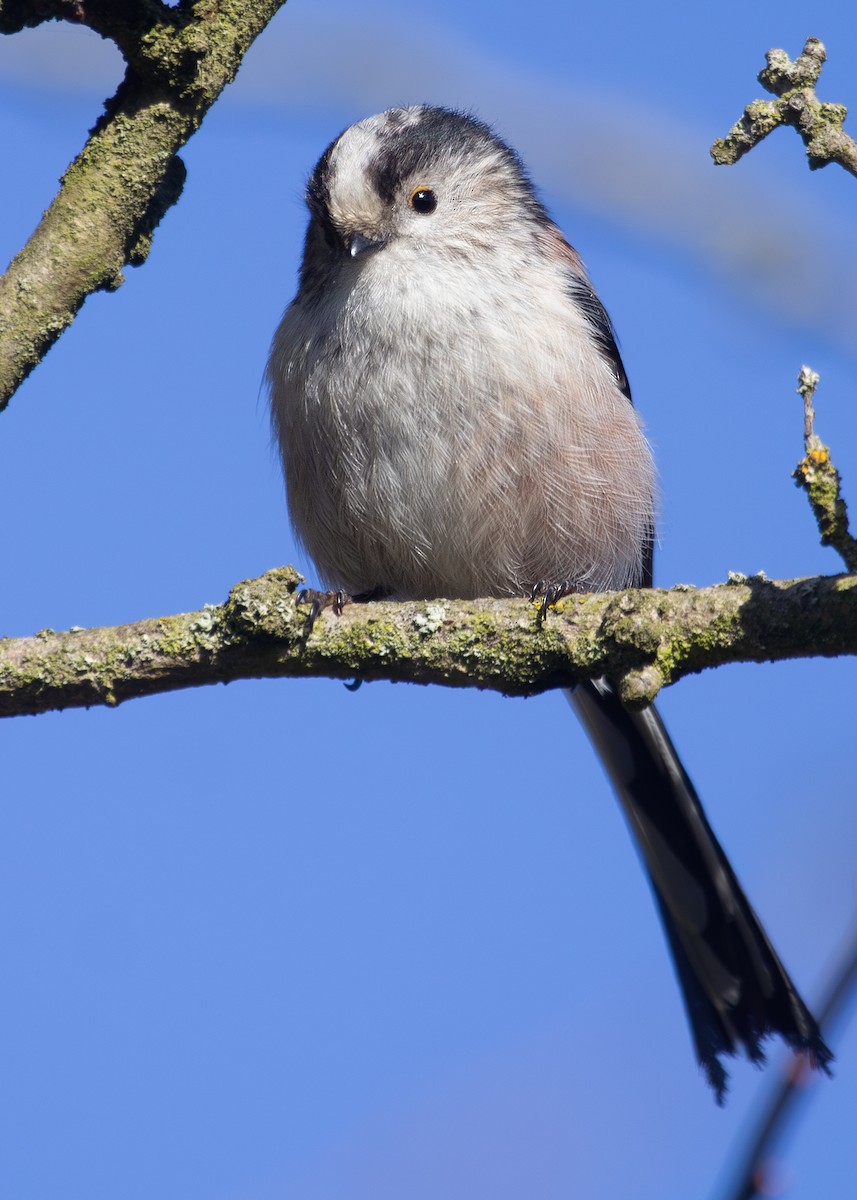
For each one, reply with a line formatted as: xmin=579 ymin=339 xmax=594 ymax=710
xmin=568 ymin=678 xmax=833 ymax=1102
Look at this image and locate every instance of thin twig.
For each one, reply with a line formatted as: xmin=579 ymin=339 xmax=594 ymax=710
xmin=793 ymin=367 xmax=857 ymax=572
xmin=719 ymin=918 xmax=857 ymax=1200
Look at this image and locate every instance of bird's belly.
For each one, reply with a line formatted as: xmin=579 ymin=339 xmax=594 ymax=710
xmin=279 ymin=278 xmax=654 ymax=599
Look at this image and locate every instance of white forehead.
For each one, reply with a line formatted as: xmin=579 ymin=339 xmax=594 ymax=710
xmin=325 ymin=107 xmax=424 ymax=204
xmin=315 ymin=106 xmax=537 ymax=237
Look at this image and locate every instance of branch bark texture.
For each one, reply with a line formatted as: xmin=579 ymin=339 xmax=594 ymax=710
xmin=711 ymin=38 xmax=857 ymax=175
xmin=0 ymin=0 xmax=288 ymax=410
xmin=2 ymin=566 xmax=856 ymax=719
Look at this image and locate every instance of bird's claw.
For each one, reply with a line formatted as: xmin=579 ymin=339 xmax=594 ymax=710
xmin=530 ymin=579 xmax=572 ymax=621
xmin=297 ymin=588 xmax=352 ymax=632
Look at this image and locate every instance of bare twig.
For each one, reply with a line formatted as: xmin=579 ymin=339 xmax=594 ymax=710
xmin=2 ymin=566 xmax=857 ymax=718
xmin=0 ymin=0 xmax=288 ymax=410
xmin=719 ymin=917 xmax=857 ymax=1200
xmin=793 ymin=367 xmax=857 ymax=572
xmin=711 ymin=38 xmax=857 ymax=175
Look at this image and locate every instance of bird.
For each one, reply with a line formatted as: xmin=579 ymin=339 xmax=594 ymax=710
xmin=266 ymin=104 xmax=832 ymax=1101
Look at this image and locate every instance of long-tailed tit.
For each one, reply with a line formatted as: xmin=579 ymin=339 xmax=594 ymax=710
xmin=267 ymin=105 xmax=832 ymax=1101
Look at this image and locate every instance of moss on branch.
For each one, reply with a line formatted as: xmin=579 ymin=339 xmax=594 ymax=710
xmin=711 ymin=38 xmax=857 ymax=174
xmin=2 ymin=566 xmax=856 ymax=718
xmin=792 ymin=367 xmax=857 ymax=572
xmin=0 ymin=0 xmax=288 ymax=409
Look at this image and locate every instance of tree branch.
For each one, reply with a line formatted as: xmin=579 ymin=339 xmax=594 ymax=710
xmin=0 ymin=2 xmax=173 ymax=56
xmin=793 ymin=367 xmax=857 ymax=572
xmin=0 ymin=0 xmax=288 ymax=410
xmin=711 ymin=38 xmax=857 ymax=175
xmin=2 ymin=566 xmax=856 ymax=719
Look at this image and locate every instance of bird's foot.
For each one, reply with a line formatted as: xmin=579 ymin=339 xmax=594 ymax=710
xmin=530 ymin=579 xmax=574 ymax=622
xmin=297 ymin=584 xmax=390 ymax=632
xmin=296 ymin=588 xmax=351 ymax=632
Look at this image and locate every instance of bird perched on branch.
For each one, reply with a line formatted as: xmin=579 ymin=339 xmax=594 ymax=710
xmin=267 ymin=104 xmax=832 ymax=1101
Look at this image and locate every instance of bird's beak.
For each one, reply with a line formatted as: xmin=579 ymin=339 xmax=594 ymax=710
xmin=349 ymin=232 xmax=386 ymax=258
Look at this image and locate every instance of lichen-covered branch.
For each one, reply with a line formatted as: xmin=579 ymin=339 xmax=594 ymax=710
xmin=793 ymin=367 xmax=857 ymax=572
xmin=0 ymin=0 xmax=288 ymax=410
xmin=711 ymin=38 xmax=857 ymax=175
xmin=2 ymin=565 xmax=856 ymax=719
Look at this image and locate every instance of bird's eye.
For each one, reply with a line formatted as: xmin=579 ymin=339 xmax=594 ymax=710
xmin=409 ymin=187 xmax=437 ymax=214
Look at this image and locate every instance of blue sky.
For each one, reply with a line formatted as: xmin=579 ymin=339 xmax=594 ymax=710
xmin=2 ymin=3 xmax=857 ymax=1198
